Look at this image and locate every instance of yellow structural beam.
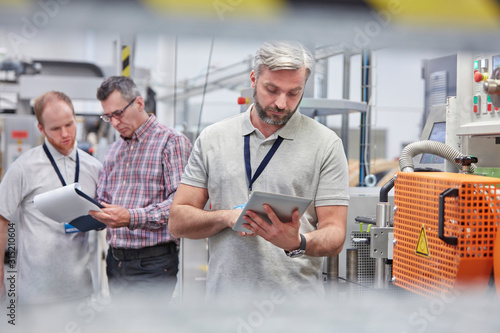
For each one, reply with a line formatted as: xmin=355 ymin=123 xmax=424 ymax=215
xmin=367 ymin=0 xmax=500 ymax=28
xmin=141 ymin=0 xmax=286 ymax=19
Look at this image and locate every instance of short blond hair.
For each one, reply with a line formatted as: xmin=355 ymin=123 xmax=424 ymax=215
xmin=33 ymin=91 xmax=75 ymax=126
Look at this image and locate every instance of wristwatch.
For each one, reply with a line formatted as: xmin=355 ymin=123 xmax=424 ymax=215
xmin=285 ymin=233 xmax=306 ymax=258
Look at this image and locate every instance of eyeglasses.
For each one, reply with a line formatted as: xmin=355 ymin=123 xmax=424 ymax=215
xmin=100 ymin=97 xmax=137 ymax=123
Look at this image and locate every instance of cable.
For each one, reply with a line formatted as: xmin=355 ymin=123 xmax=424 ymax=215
xmin=196 ymin=37 xmax=215 ymax=139
xmin=336 ymin=276 xmax=372 ymax=289
xmin=359 ymin=49 xmax=371 ymax=186
xmin=363 ymin=93 xmax=373 ymax=184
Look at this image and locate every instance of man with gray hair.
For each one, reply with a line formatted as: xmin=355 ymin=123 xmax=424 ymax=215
xmin=90 ymin=76 xmax=192 ymax=299
xmin=169 ymin=41 xmax=349 ymax=299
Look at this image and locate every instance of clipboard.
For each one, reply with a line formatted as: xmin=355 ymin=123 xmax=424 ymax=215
xmin=69 ymin=188 xmax=106 ymax=231
xmin=232 ymin=191 xmax=312 ymax=233
xmin=33 ymin=183 xmax=106 ymax=232
xmin=68 ymin=215 xmax=105 ymax=232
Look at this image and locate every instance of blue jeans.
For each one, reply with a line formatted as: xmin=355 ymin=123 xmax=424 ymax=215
xmin=106 ymin=245 xmax=178 ymax=299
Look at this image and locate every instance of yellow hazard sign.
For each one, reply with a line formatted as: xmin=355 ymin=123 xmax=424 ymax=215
xmin=416 ymin=225 xmax=430 ymax=257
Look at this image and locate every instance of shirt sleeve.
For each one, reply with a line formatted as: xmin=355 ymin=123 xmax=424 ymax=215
xmin=314 ymin=138 xmax=350 ymax=207
xmin=128 ymin=134 xmax=192 ymax=230
xmin=95 ymin=161 xmax=108 ymax=205
xmin=0 ymin=159 xmax=24 ymax=221
xmin=179 ymin=132 xmax=208 ymax=189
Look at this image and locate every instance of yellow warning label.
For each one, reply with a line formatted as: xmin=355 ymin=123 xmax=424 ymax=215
xmin=416 ymin=225 xmax=430 ymax=257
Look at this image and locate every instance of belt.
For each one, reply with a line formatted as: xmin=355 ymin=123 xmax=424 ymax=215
xmin=111 ymin=242 xmax=177 ymax=261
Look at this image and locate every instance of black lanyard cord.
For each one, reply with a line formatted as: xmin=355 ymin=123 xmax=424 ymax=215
xmin=43 ymin=143 xmax=79 ymax=186
xmin=244 ymin=134 xmax=283 ymax=193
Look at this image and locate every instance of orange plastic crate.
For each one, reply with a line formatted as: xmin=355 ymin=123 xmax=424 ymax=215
xmin=392 ymin=172 xmax=500 ymax=297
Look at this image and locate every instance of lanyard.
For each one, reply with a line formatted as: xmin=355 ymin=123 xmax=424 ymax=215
xmin=244 ymin=134 xmax=283 ymax=194
xmin=43 ymin=143 xmax=79 ymax=186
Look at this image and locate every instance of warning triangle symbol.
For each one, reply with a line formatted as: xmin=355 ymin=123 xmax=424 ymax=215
xmin=416 ymin=225 xmax=430 ymax=257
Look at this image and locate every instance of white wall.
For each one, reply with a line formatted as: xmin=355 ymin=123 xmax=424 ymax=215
xmin=0 ymin=29 xmax=453 ymax=160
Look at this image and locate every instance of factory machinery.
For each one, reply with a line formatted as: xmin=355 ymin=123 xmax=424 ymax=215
xmin=343 ymin=52 xmax=500 ymax=300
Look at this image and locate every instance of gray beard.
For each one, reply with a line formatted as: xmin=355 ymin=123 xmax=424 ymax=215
xmin=253 ymin=93 xmax=296 ymax=126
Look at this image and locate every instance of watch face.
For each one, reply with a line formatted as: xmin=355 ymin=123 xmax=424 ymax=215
xmin=288 ymin=249 xmax=305 ymax=258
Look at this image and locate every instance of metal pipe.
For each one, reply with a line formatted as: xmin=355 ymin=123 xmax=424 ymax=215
xmin=376 ymin=202 xmax=391 ymax=228
xmin=342 ymin=49 xmax=351 ymax=157
xmin=325 ymin=255 xmax=339 ymax=281
xmin=324 ymin=255 xmax=339 ymax=296
xmin=374 ymin=201 xmax=391 ymax=289
xmin=374 ymin=258 xmax=385 ymax=289
xmin=346 ymin=248 xmax=358 ymax=283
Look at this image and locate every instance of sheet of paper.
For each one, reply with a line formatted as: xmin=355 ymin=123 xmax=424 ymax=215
xmin=33 ymin=183 xmax=102 ymax=223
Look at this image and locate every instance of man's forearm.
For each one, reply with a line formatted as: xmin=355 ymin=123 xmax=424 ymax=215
xmin=303 ymin=224 xmax=346 ymax=257
xmin=303 ymin=205 xmax=348 ymax=257
xmin=169 ymin=205 xmax=238 ymax=239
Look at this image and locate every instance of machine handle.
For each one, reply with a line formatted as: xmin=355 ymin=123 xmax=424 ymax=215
xmin=438 ymin=188 xmax=459 ymax=246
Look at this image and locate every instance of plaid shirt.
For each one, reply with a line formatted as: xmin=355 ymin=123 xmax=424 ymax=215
xmin=97 ymin=115 xmax=192 ymax=249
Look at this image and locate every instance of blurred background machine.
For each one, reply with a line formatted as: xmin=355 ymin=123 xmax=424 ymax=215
xmin=0 ymin=58 xmax=106 ymax=177
xmin=0 ymin=115 xmax=39 ymax=178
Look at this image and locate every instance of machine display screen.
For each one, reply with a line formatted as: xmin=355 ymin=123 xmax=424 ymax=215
xmin=493 ymin=55 xmax=500 ymax=69
xmin=420 ymin=121 xmax=446 ymax=164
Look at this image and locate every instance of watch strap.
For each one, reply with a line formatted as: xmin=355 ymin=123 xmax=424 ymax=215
xmin=298 ymin=233 xmax=306 ymax=251
xmin=284 ymin=233 xmax=306 ymax=256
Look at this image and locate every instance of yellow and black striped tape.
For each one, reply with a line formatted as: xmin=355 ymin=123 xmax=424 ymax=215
xmin=122 ymin=45 xmax=130 ymax=77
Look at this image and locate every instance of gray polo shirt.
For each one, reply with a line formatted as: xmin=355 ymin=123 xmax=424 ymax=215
xmin=181 ymin=106 xmax=349 ymax=298
xmin=0 ymin=140 xmax=102 ymax=304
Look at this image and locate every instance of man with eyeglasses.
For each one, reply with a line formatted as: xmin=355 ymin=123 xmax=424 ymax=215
xmin=90 ymin=76 xmax=192 ymax=299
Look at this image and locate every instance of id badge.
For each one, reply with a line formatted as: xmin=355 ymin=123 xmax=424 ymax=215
xmin=64 ymin=223 xmax=80 ymax=234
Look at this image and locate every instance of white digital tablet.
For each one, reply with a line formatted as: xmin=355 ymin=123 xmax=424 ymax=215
xmin=232 ymin=191 xmax=312 ymax=233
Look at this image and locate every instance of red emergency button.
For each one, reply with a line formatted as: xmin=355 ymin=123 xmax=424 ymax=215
xmin=474 ymin=71 xmax=484 ymax=82
xmin=474 ymin=71 xmax=489 ymax=82
xmin=237 ymin=97 xmax=250 ymax=105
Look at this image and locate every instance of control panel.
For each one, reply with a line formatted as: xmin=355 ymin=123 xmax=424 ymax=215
xmin=473 ymin=54 xmax=500 ymax=116
xmin=456 ymin=53 xmax=500 ymax=137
